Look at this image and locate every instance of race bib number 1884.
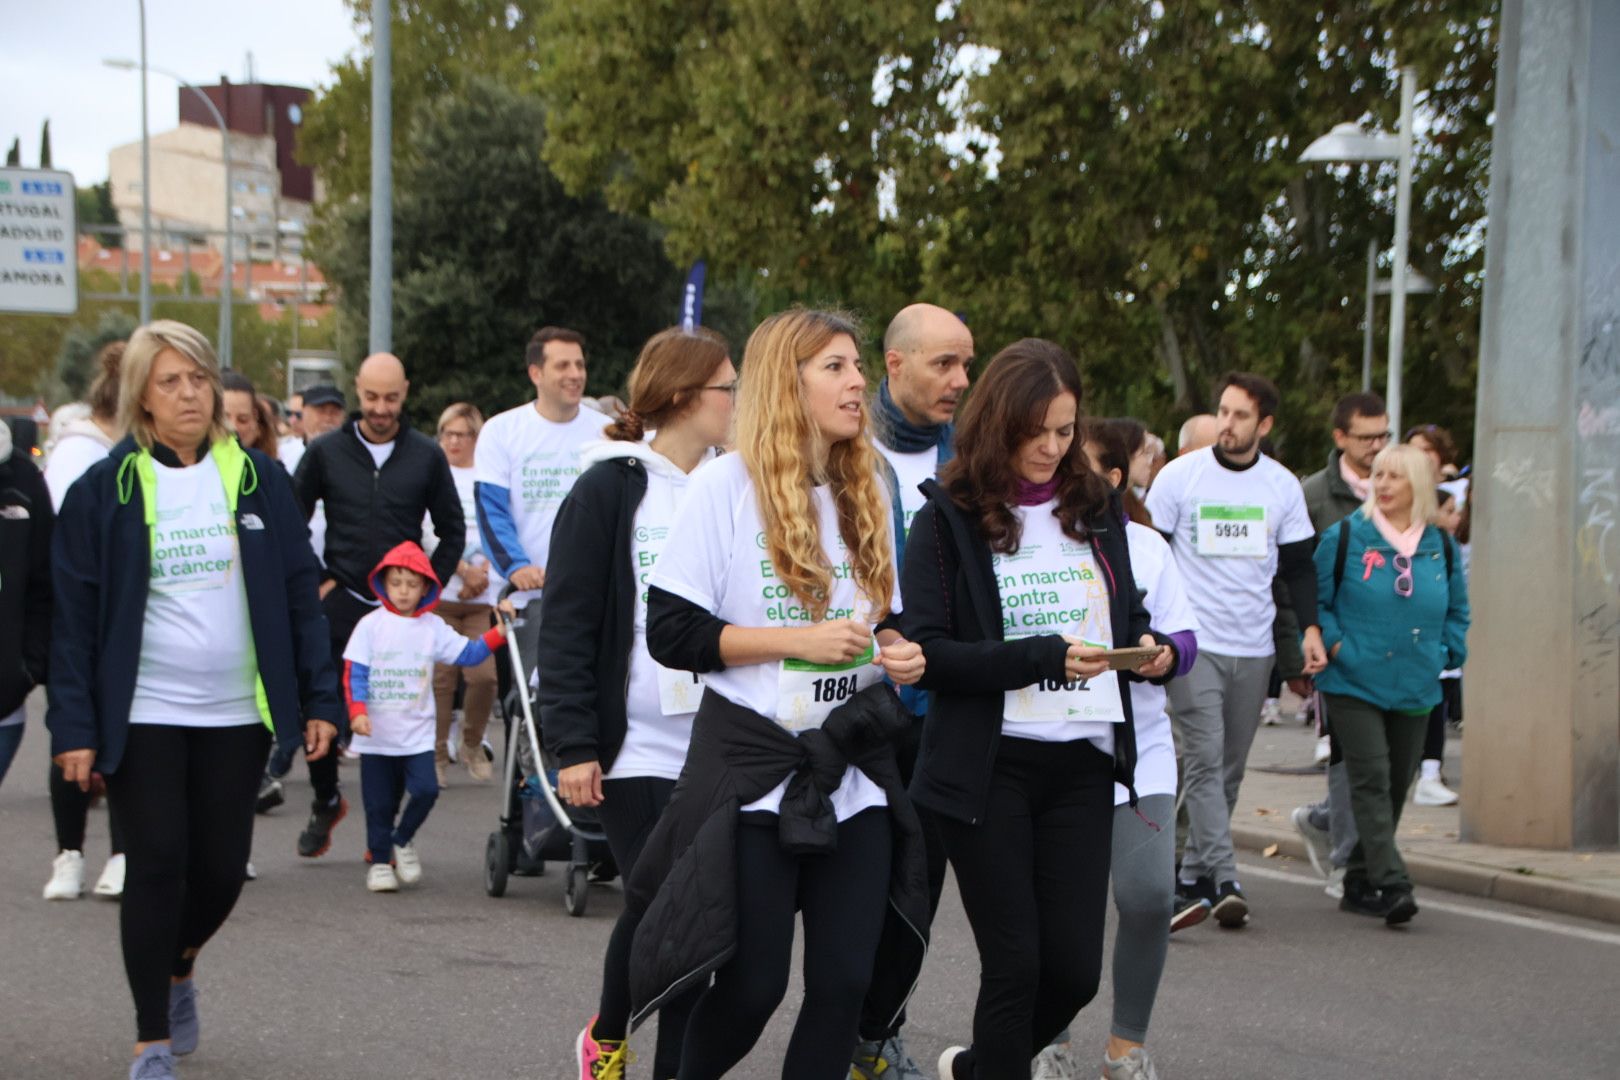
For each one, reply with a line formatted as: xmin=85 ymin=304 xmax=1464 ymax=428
xmin=776 ymin=645 xmax=881 ymax=732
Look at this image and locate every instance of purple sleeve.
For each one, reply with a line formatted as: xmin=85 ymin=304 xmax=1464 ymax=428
xmin=1168 ymin=629 xmax=1198 ymax=677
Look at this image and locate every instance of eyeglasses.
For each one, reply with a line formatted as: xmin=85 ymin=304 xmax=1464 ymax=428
xmin=703 ymin=383 xmax=738 ymax=397
xmin=287 ymin=409 xmax=303 ymax=420
xmin=439 ymin=429 xmax=475 ymax=441
xmin=1392 ymin=554 xmax=1414 ymax=598
xmin=1346 ymin=430 xmax=1392 ymax=445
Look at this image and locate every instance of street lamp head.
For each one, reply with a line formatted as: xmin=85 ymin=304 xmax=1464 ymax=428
xmin=103 ymin=57 xmax=138 ymax=71
xmin=1298 ymin=121 xmax=1401 ymax=164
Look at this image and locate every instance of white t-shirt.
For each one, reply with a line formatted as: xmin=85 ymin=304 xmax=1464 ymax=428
xmin=1118 ymin=521 xmax=1199 ymax=805
xmin=1144 ymin=447 xmax=1314 ymax=656
xmin=44 ymin=432 xmax=112 ymax=511
xmin=423 ymin=464 xmax=501 ymax=606
xmin=344 ymin=607 xmax=479 ymax=755
xmin=129 ymin=456 xmax=260 ymax=728
xmin=609 ymin=445 xmax=700 ymax=781
xmin=875 ymin=442 xmax=938 ymax=536
xmin=356 ymin=429 xmax=395 ymax=469
xmin=995 ymin=500 xmax=1121 ymax=751
xmin=650 ymin=453 xmax=896 ymax=819
xmin=475 ymin=402 xmax=606 ymax=605
xmin=278 ymin=436 xmax=305 ymax=473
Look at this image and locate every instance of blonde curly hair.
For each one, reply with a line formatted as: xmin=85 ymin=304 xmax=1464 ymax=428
xmin=734 ymin=308 xmax=894 ymax=624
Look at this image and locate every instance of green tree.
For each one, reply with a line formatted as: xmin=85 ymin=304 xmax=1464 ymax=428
xmin=38 ymin=119 xmax=51 ymax=168
xmin=76 ymin=182 xmax=121 ymax=247
xmin=4 ymin=138 xmax=18 ymax=167
xmin=53 ymin=309 xmax=136 ymax=401
xmin=314 ymin=78 xmax=680 ymax=424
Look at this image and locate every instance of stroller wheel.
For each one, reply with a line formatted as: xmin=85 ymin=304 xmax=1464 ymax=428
xmin=564 ymin=863 xmax=589 ymax=917
xmin=484 ymin=832 xmax=510 ymax=898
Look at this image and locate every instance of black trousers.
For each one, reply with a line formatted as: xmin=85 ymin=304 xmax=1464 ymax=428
xmin=679 ymin=808 xmax=892 ymax=1080
xmin=937 ymin=736 xmax=1115 ymax=1080
xmin=107 ymin=723 xmax=269 ymax=1042
xmin=858 ymin=715 xmax=948 ymax=1042
xmin=305 ymin=588 xmax=373 ymax=806
xmin=594 ymin=775 xmax=697 ymax=1080
xmin=50 ymin=762 xmax=125 ymax=854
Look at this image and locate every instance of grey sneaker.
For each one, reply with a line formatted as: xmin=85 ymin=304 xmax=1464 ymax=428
xmin=168 ymin=978 xmax=199 ymax=1055
xmin=1103 ymin=1046 xmax=1161 ymax=1080
xmin=1033 ymin=1042 xmax=1079 ymax=1080
xmin=1290 ymin=805 xmax=1333 ymax=879
xmin=129 ymin=1043 xmax=177 ymax=1079
xmin=879 ymin=1034 xmax=927 ymax=1079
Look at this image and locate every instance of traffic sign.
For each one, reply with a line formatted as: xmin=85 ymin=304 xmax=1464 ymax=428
xmin=0 ymin=167 xmax=78 ymax=315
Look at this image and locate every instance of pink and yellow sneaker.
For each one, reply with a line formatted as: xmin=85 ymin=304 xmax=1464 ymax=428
xmin=575 ymin=1015 xmax=632 ymax=1080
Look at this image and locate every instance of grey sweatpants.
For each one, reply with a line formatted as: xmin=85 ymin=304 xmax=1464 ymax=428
xmin=1166 ymin=650 xmax=1273 ymax=884
xmin=1306 ymin=760 xmax=1360 ymax=868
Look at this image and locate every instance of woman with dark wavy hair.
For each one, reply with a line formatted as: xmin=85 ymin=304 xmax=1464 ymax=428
xmin=900 ymin=340 xmax=1179 ymax=1080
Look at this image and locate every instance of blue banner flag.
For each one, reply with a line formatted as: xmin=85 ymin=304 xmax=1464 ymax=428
xmin=680 ymin=260 xmax=706 ymax=330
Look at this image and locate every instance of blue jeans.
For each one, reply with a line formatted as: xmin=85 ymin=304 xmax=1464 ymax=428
xmin=359 ymin=751 xmax=439 ymax=864
xmin=0 ymin=724 xmax=23 ymax=789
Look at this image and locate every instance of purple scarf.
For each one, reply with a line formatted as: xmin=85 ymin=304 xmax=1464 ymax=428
xmin=1015 ymin=477 xmax=1059 ymax=506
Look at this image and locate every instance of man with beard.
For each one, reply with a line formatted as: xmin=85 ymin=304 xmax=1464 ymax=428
xmin=285 ymin=354 xmax=465 ymax=857
xmin=1145 ymin=373 xmax=1325 ymax=928
xmin=852 ymin=303 xmax=972 ymax=1080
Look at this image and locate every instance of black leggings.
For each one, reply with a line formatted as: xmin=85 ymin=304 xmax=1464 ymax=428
xmin=1424 ymin=679 xmax=1461 ymax=762
xmin=937 ymin=737 xmax=1115 ymax=1080
xmin=50 ymin=763 xmax=125 ymax=854
xmin=107 ymin=723 xmax=268 ymax=1042
xmin=594 ymin=776 xmax=697 ymax=1079
xmin=678 ymin=808 xmax=892 ymax=1080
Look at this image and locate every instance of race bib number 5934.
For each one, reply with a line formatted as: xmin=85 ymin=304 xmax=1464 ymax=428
xmin=1195 ymin=504 xmax=1267 ymax=558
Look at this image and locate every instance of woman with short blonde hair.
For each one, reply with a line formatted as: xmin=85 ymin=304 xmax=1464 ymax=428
xmin=49 ymin=320 xmax=340 ymax=1078
xmin=1314 ymin=441 xmax=1469 ymax=926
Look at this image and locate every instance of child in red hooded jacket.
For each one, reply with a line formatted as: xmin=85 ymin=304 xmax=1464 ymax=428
xmin=344 ymin=541 xmax=506 ymax=892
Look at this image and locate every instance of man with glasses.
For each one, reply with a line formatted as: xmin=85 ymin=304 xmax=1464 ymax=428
xmin=1288 ymin=391 xmax=1390 ymax=896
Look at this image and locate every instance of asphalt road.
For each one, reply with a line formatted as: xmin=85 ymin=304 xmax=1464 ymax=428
xmin=3 ymin=698 xmax=1617 ymax=1080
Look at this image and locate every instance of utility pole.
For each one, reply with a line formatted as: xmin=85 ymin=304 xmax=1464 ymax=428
xmin=368 ymin=0 xmax=392 ymax=353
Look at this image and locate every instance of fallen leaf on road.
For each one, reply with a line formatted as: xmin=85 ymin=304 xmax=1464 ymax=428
xmin=1253 ymin=807 xmax=1274 ymax=816
xmin=1263 ymin=843 xmax=1280 ymax=858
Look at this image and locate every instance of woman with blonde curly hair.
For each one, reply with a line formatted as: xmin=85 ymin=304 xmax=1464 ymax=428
xmin=620 ymin=308 xmax=930 ymax=1080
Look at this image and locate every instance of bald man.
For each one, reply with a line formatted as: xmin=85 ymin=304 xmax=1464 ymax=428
xmin=1177 ymin=413 xmax=1218 ymax=456
xmin=854 ymin=303 xmax=972 ymax=1080
xmin=288 ymin=352 xmax=464 ymax=858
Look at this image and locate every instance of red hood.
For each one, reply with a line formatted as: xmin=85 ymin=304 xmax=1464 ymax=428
xmin=367 ymin=541 xmax=442 ymax=615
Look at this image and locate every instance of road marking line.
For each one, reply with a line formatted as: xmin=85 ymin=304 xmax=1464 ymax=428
xmin=1237 ymin=862 xmax=1620 ymax=946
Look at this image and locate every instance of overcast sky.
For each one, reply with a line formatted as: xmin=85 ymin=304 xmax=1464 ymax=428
xmin=1 ymin=0 xmax=361 ymax=185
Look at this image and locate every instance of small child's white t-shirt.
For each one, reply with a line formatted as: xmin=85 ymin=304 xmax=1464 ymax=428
xmin=344 ymin=608 xmax=479 ymax=755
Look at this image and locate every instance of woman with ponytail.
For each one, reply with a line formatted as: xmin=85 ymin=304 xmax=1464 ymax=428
xmin=622 ymin=308 xmax=929 ymax=1079
xmin=538 ymin=326 xmax=737 ymax=1080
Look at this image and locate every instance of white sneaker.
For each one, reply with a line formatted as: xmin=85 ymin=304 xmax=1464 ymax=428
xmin=393 ymin=843 xmax=422 ymax=885
xmin=1290 ymin=806 xmax=1332 ymax=880
xmin=938 ymin=1047 xmax=967 ymax=1080
xmin=94 ymin=853 xmax=126 ymax=897
xmin=1313 ymin=735 xmax=1332 ymax=766
xmin=1103 ymin=1046 xmax=1162 ymax=1080
xmin=1413 ymin=775 xmax=1460 ymax=806
xmin=1324 ymin=865 xmax=1346 ymax=899
xmin=1259 ymin=697 xmax=1282 ymax=726
xmin=43 ymin=850 xmax=86 ymax=900
xmin=1032 ymin=1042 xmax=1078 ymax=1080
xmin=366 ymin=863 xmax=400 ymax=892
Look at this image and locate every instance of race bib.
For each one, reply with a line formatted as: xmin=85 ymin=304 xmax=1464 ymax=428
xmin=776 ymin=644 xmax=881 ymax=732
xmin=656 ymin=664 xmax=704 ymax=716
xmin=1195 ymin=504 xmax=1267 ymax=558
xmin=1003 ymin=638 xmax=1127 ymax=725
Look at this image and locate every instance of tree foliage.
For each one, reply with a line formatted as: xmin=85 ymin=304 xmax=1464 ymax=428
xmin=533 ymin=0 xmax=1497 ymax=467
xmin=313 ymin=78 xmax=679 ymax=424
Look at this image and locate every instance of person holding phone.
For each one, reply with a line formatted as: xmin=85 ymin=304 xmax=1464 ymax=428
xmin=626 ymin=308 xmax=929 ymax=1079
xmin=900 ymin=340 xmax=1176 ymax=1080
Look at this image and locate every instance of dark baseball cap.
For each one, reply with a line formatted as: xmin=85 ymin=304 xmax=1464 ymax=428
xmin=301 ymin=384 xmax=346 ymax=409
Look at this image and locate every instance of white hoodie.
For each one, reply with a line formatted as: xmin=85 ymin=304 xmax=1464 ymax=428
xmin=44 ymin=415 xmax=117 ymax=512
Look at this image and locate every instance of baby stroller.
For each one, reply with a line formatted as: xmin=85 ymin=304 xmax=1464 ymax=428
xmin=483 ymin=592 xmax=614 ymax=916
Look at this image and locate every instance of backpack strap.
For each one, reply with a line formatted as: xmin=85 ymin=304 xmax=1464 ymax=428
xmin=1331 ymin=517 xmax=1352 ymax=603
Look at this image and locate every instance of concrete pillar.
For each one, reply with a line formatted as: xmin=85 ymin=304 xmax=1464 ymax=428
xmin=1465 ymin=0 xmax=1620 ymax=849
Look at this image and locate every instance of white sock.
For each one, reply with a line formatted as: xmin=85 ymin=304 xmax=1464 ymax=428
xmin=1420 ymin=759 xmax=1442 ymax=781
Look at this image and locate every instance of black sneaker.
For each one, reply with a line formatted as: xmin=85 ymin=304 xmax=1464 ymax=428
xmin=1382 ymin=886 xmax=1419 ymax=926
xmin=296 ymin=796 xmax=347 ymax=858
xmin=1339 ymin=876 xmax=1391 ymax=918
xmin=255 ymin=774 xmax=284 ymax=815
xmin=1212 ymin=880 xmax=1250 ymax=928
xmin=1171 ymin=879 xmax=1213 ymax=932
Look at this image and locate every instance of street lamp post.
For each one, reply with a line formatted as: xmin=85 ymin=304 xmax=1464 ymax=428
xmin=137 ymin=0 xmax=151 ymax=324
xmin=1298 ymin=66 xmax=1421 ymax=433
xmin=105 ymin=60 xmax=234 ymax=367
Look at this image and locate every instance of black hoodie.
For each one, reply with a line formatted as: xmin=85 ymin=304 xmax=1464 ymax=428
xmin=0 ymin=446 xmax=52 ymax=715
